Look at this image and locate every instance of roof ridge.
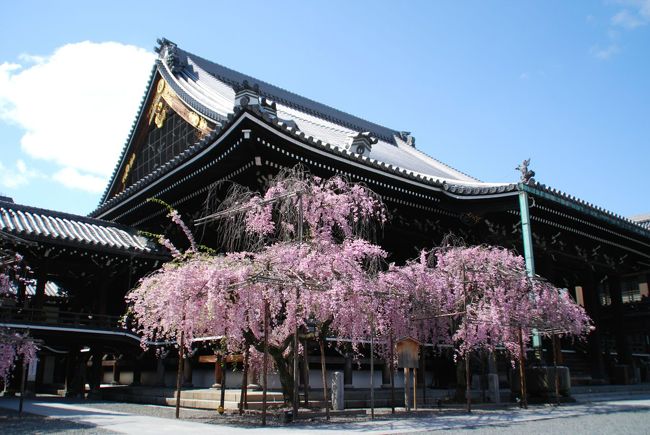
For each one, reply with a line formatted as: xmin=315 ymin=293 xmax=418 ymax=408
xmin=178 ymin=47 xmax=400 ymax=142
xmin=394 ymin=136 xmax=481 ymax=182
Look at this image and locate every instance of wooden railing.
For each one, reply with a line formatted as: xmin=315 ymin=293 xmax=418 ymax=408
xmin=0 ymin=305 xmax=123 ymax=330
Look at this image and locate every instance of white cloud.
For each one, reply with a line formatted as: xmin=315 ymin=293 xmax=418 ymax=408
xmin=611 ymin=1 xmax=650 ymax=28
xmin=0 ymin=41 xmax=155 ymax=192
xmin=52 ymin=167 xmax=106 ymax=194
xmin=612 ymin=9 xmax=646 ymax=28
xmin=590 ymin=44 xmax=620 ymax=60
xmin=0 ymin=159 xmax=45 ymax=189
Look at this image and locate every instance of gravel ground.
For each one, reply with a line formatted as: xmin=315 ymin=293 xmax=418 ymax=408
xmin=2 ymin=396 xmax=650 ymax=433
xmin=421 ymin=407 xmax=650 ymax=434
xmin=0 ymin=407 xmax=116 ymax=434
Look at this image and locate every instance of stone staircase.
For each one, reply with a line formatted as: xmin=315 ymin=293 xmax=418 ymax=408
xmin=99 ymin=385 xmax=489 ymax=411
xmin=560 ymin=350 xmax=593 ymax=385
xmin=99 ymin=386 xmax=285 ymax=410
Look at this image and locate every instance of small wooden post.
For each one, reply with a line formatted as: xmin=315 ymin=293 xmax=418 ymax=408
xmin=262 ymin=301 xmax=269 ymax=426
xmin=220 ymin=351 xmax=227 ymax=413
xmin=319 ymin=337 xmax=329 ymax=420
xmin=390 ymin=334 xmax=395 ymax=414
xmin=175 ymin=333 xmax=185 ymax=419
xmin=303 ymin=338 xmax=309 ymax=407
xmin=370 ymin=313 xmax=375 ymax=420
xmin=18 ymin=358 xmax=26 ymax=415
xmin=465 ymin=353 xmax=471 ymax=413
xmin=240 ymin=347 xmax=249 ymax=414
xmin=518 ymin=328 xmax=527 ymax=409
xmin=552 ymin=333 xmax=560 ymax=406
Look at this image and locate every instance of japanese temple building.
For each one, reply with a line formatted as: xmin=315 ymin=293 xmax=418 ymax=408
xmin=1 ymin=38 xmax=649 ymax=400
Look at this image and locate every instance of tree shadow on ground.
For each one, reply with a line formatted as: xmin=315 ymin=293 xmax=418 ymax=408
xmin=0 ymin=408 xmax=115 ymax=434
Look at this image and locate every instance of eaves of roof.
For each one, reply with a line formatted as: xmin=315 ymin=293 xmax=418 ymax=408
xmin=91 ymin=106 xmax=521 ymax=220
xmin=521 ymin=183 xmax=650 ymax=239
xmin=1 ymin=200 xmax=165 ymax=258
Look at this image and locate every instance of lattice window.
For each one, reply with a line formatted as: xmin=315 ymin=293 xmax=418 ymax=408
xmin=128 ymin=110 xmax=198 ymax=186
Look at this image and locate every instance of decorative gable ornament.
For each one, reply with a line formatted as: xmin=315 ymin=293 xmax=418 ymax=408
xmin=155 ymin=38 xmax=186 ymax=74
xmin=234 ymin=80 xmax=261 ymax=109
xmin=260 ymin=98 xmax=277 ymax=118
xmin=398 ymin=131 xmax=416 ymax=147
xmin=347 ymin=132 xmax=378 ymax=158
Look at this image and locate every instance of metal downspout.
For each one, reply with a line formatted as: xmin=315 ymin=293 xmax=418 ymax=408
xmin=518 ymin=185 xmax=541 ymax=350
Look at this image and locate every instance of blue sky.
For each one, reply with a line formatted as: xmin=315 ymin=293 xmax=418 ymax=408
xmin=0 ymin=1 xmax=648 ymax=218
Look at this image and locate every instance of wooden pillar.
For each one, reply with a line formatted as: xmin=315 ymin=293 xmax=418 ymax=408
xmin=111 ymin=355 xmax=122 ymax=385
xmin=17 ymin=278 xmax=26 ymax=307
xmin=609 ymin=275 xmax=633 ymax=365
xmin=89 ymin=349 xmax=103 ymax=392
xmin=182 ymin=354 xmax=193 ymax=387
xmin=64 ymin=347 xmax=81 ymax=398
xmin=344 ymin=354 xmax=353 ymax=388
xmin=644 ymin=274 xmax=650 ymax=354
xmin=97 ymin=279 xmax=109 ymax=315
xmin=33 ymin=269 xmax=47 ymax=310
xmin=582 ymin=271 xmax=606 ymax=380
xmin=381 ymin=361 xmax=391 ymax=387
xmin=131 ymin=353 xmax=143 ymax=386
xmin=156 ymin=351 xmax=168 ymax=387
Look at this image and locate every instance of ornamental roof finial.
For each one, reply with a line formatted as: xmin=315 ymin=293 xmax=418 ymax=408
xmin=516 ymin=158 xmax=536 ymax=185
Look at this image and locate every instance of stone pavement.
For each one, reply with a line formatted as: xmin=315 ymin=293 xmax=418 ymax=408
xmin=1 ymin=395 xmax=650 ymax=434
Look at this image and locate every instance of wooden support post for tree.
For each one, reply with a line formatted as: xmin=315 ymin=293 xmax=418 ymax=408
xmin=240 ymin=346 xmax=249 ymax=414
xmin=390 ymin=334 xmax=395 ymax=414
xmin=262 ymin=301 xmax=269 ymax=426
xmin=552 ymin=333 xmax=560 ymax=406
xmin=220 ymin=345 xmax=227 ymax=414
xmin=421 ymin=348 xmax=426 ymax=406
xmin=175 ymin=332 xmax=185 ymax=419
xmin=518 ymin=328 xmax=527 ymax=409
xmin=370 ymin=312 xmax=375 ymax=420
xmin=465 ymin=354 xmax=471 ymax=413
xmin=319 ymin=336 xmax=329 ymax=420
xmin=303 ymin=338 xmax=309 ymax=407
xmin=19 ymin=357 xmax=26 ymax=416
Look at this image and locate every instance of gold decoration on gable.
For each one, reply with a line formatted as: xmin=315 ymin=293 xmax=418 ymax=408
xmin=120 ymin=153 xmax=137 ymax=188
xmin=147 ymin=76 xmax=213 ymax=137
xmin=153 ymin=101 xmax=168 ymax=128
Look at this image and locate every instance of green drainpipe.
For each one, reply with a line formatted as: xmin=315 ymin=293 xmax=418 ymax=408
xmin=518 ymin=186 xmax=541 ymax=351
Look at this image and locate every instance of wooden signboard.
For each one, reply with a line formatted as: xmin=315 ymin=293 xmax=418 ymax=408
xmin=395 ymin=337 xmax=421 ymax=411
xmin=396 ymin=337 xmax=421 ymax=369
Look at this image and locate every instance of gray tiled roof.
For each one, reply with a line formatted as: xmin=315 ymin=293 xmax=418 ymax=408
xmin=630 ymin=213 xmax=650 ymax=230
xmin=161 ymin=42 xmax=481 ymax=184
xmin=0 ymin=200 xmax=159 ymax=255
